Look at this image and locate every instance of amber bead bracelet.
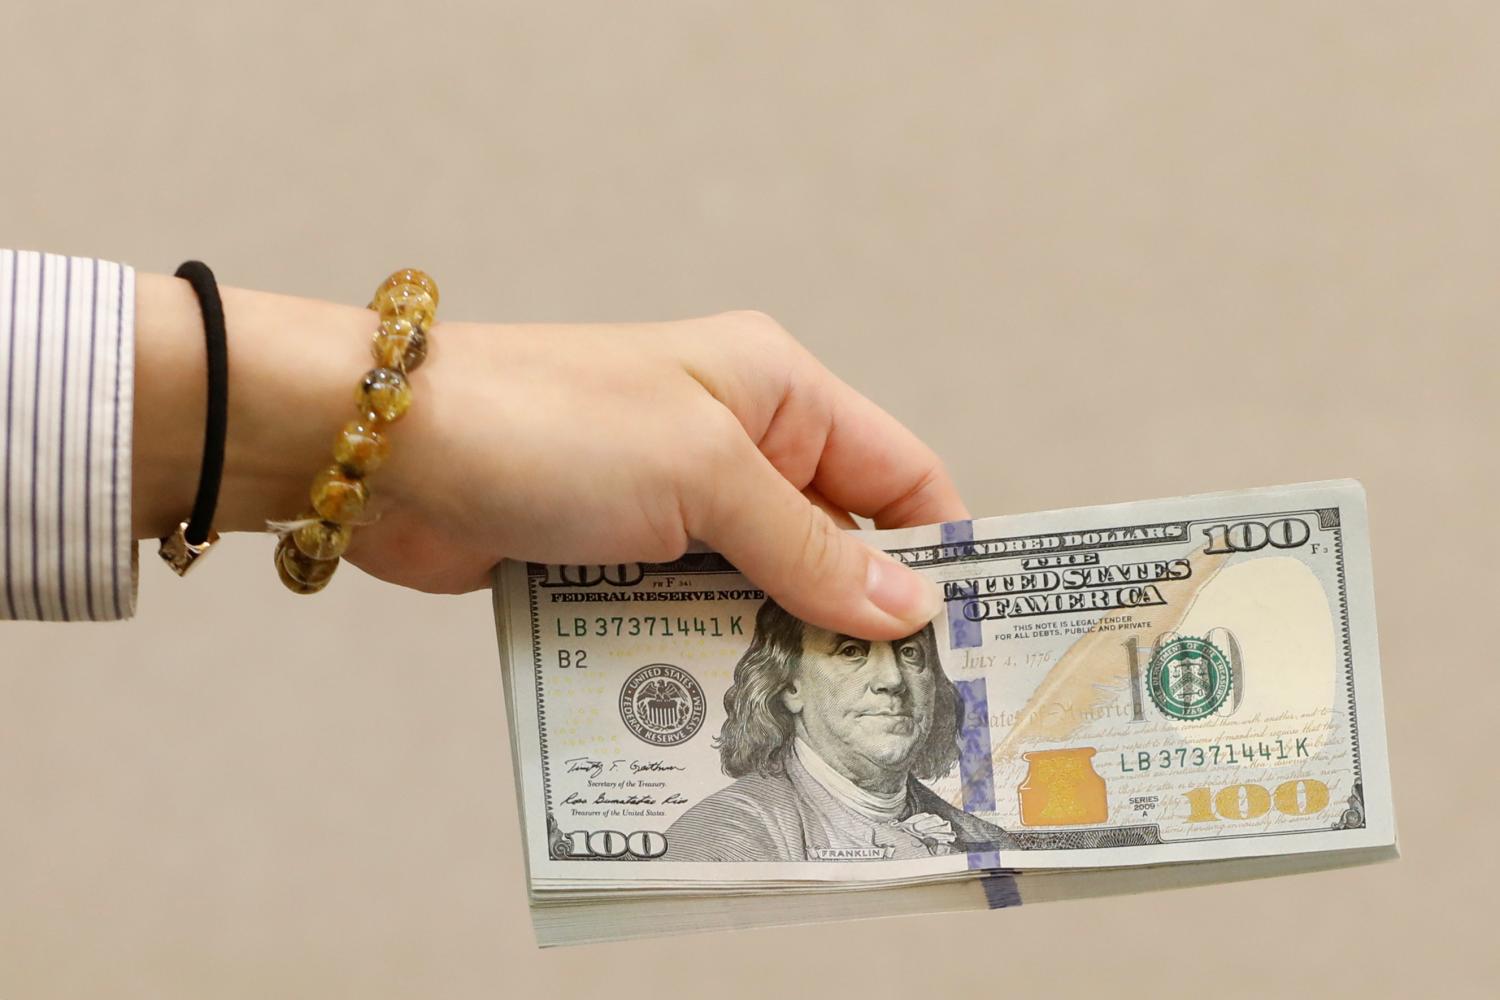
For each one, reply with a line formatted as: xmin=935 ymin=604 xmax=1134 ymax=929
xmin=270 ymin=268 xmax=439 ymax=594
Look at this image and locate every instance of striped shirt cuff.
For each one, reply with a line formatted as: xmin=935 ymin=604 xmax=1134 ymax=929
xmin=0 ymin=249 xmax=138 ymax=622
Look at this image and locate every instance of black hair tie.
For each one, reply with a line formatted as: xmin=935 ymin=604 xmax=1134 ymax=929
xmin=158 ymin=259 xmax=228 ymax=575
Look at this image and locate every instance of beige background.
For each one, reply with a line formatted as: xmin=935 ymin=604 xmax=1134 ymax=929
xmin=2 ymin=2 xmax=1495 ymax=996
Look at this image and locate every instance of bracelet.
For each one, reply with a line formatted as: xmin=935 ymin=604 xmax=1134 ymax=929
xmin=270 ymin=268 xmax=439 ymax=594
xmin=158 ymin=260 xmax=228 ymax=575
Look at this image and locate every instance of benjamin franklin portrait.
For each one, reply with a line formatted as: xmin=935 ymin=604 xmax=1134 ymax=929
xmin=663 ymin=599 xmax=1015 ymax=862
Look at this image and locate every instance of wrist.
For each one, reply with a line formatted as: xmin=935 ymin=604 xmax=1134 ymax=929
xmin=132 ymin=272 xmax=374 ymax=538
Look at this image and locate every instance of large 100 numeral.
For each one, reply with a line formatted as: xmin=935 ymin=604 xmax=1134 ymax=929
xmin=539 ymin=563 xmax=645 ymax=588
xmin=1202 ymin=517 xmax=1310 ymax=553
xmin=558 ymin=828 xmax=668 ymax=859
xmin=1185 ymin=779 xmax=1330 ymax=822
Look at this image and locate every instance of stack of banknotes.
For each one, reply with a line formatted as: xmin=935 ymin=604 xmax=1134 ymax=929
xmin=491 ymin=480 xmax=1397 ymax=947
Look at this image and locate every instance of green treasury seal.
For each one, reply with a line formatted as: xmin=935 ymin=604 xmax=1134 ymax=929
xmin=1147 ymin=635 xmax=1232 ymax=721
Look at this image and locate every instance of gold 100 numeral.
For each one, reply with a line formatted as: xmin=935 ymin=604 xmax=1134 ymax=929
xmin=1185 ymin=779 xmax=1330 ymax=822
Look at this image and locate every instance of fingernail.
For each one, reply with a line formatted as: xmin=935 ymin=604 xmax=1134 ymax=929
xmin=866 ymin=552 xmax=943 ymax=624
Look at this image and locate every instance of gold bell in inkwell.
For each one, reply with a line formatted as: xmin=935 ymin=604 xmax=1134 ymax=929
xmin=1017 ymin=746 xmax=1109 ymax=826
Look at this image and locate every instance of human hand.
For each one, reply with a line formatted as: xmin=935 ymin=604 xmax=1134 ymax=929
xmin=133 ymin=277 xmax=964 ymax=641
xmin=348 ymin=311 xmax=964 ymax=640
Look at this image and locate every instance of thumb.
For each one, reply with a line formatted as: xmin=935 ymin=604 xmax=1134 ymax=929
xmin=690 ymin=443 xmax=944 ymax=640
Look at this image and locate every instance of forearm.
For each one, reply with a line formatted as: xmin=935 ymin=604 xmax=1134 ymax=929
xmin=130 ymin=273 xmax=374 ymax=539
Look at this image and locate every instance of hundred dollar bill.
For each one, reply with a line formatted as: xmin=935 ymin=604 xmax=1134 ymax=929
xmin=492 ymin=480 xmax=1395 ymax=897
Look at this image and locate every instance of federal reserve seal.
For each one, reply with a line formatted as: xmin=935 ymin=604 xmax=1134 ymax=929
xmin=1147 ymin=635 xmax=1232 ymax=721
xmin=619 ymin=664 xmax=707 ymax=746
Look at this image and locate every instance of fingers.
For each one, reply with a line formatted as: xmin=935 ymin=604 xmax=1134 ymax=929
xmin=677 ymin=312 xmax=969 ymax=531
xmin=810 ymin=381 xmax=970 ymax=529
xmin=688 ymin=436 xmax=943 ymax=641
xmin=803 ymin=485 xmax=859 ymax=529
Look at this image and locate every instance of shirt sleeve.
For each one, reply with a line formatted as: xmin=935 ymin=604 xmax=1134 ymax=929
xmin=0 ymin=248 xmax=138 ymax=622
